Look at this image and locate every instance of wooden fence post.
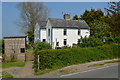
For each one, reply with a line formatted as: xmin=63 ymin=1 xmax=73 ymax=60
xmin=38 ymin=55 xmax=39 ymax=70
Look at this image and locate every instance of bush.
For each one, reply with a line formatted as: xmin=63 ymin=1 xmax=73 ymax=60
xmin=106 ymin=36 xmax=120 ymax=44
xmin=78 ymin=36 xmax=104 ymax=47
xmin=33 ymin=42 xmax=52 ymax=53
xmin=34 ymin=44 xmax=120 ymax=71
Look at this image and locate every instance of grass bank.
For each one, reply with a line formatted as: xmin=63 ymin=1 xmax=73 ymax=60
xmin=2 ymin=61 xmax=25 ymax=68
xmin=34 ymin=44 xmax=120 ymax=75
xmin=2 ymin=72 xmax=13 ymax=78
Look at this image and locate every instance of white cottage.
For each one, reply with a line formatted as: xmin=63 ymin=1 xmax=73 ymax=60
xmin=34 ymin=14 xmax=90 ymax=48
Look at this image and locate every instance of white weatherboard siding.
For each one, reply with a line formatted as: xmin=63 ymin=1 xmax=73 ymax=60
xmin=52 ymin=28 xmax=90 ymax=48
xmin=46 ymin=20 xmax=52 ymax=45
xmin=34 ymin=23 xmax=40 ymax=42
xmin=40 ymin=29 xmax=46 ymax=42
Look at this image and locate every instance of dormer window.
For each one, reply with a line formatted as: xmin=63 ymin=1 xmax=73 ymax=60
xmin=64 ymin=29 xmax=67 ymax=35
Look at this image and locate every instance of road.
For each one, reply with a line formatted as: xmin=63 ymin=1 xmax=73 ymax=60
xmin=60 ymin=64 xmax=119 ymax=78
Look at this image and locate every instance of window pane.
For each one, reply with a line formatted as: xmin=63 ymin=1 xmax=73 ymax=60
xmin=64 ymin=29 xmax=67 ymax=35
xmin=63 ymin=39 xmax=67 ymax=45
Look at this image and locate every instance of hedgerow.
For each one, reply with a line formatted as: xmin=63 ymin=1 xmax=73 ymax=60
xmin=34 ymin=44 xmax=120 ymax=72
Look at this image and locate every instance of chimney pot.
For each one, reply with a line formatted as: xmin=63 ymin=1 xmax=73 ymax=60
xmin=64 ymin=14 xmax=70 ymax=20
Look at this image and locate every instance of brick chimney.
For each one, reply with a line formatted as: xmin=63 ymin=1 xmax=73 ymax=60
xmin=64 ymin=14 xmax=70 ymax=20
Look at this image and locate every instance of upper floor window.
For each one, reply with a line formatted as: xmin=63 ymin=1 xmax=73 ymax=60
xmin=64 ymin=29 xmax=67 ymax=35
xmin=78 ymin=29 xmax=81 ymax=35
xmin=48 ymin=29 xmax=50 ymax=36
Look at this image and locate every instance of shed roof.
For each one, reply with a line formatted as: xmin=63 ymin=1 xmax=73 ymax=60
xmin=4 ymin=36 xmax=26 ymax=39
xmin=48 ymin=18 xmax=89 ymax=29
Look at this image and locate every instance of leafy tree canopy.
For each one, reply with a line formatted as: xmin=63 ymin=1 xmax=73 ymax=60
xmin=80 ymin=9 xmax=104 ymax=24
xmin=89 ymin=20 xmax=110 ymax=39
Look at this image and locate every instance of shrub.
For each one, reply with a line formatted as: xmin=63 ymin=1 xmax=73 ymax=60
xmin=78 ymin=36 xmax=104 ymax=47
xmin=106 ymin=36 xmax=120 ymax=44
xmin=33 ymin=42 xmax=52 ymax=53
xmin=34 ymin=44 xmax=120 ymax=71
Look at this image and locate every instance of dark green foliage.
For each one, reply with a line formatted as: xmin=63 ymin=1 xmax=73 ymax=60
xmin=105 ymin=14 xmax=120 ymax=36
xmin=106 ymin=36 xmax=120 ymax=44
xmin=80 ymin=9 xmax=104 ymax=24
xmin=27 ymin=30 xmax=34 ymax=47
xmin=72 ymin=15 xmax=80 ymax=20
xmin=0 ymin=40 xmax=4 ymax=54
xmin=33 ymin=42 xmax=52 ymax=71
xmin=89 ymin=20 xmax=110 ymax=38
xmin=78 ymin=36 xmax=104 ymax=47
xmin=34 ymin=44 xmax=120 ymax=71
xmin=33 ymin=42 xmax=52 ymax=53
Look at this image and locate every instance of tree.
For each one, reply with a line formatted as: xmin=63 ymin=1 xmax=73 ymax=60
xmin=17 ymin=2 xmax=48 ymax=47
xmin=104 ymin=1 xmax=120 ymax=36
xmin=80 ymin=9 xmax=104 ymax=24
xmin=89 ymin=20 xmax=110 ymax=39
xmin=105 ymin=1 xmax=120 ymax=16
xmin=72 ymin=15 xmax=80 ymax=20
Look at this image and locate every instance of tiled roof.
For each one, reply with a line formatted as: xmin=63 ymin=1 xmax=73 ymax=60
xmin=48 ymin=18 xmax=89 ymax=29
xmin=38 ymin=21 xmax=47 ymax=29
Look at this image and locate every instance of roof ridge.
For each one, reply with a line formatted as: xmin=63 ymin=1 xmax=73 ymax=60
xmin=48 ymin=18 xmax=85 ymax=21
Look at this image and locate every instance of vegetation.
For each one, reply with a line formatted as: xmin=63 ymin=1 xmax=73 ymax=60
xmin=89 ymin=20 xmax=110 ymax=38
xmin=34 ymin=44 xmax=120 ymax=74
xmin=17 ymin=2 xmax=48 ymax=47
xmin=33 ymin=42 xmax=52 ymax=53
xmin=2 ymin=61 xmax=25 ymax=68
xmin=88 ymin=60 xmax=120 ymax=67
xmin=2 ymin=72 xmax=13 ymax=78
xmin=78 ymin=36 xmax=104 ymax=48
xmin=72 ymin=9 xmax=104 ymax=24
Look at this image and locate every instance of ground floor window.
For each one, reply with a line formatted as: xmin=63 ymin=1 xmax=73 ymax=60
xmin=20 ymin=48 xmax=25 ymax=53
xmin=63 ymin=39 xmax=67 ymax=45
xmin=43 ymin=39 xmax=46 ymax=42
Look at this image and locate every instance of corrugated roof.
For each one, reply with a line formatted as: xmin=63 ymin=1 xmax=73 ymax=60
xmin=48 ymin=18 xmax=89 ymax=29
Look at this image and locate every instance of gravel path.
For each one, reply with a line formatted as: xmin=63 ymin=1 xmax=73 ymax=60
xmin=17 ymin=61 xmax=34 ymax=78
xmin=3 ymin=61 xmax=34 ymax=78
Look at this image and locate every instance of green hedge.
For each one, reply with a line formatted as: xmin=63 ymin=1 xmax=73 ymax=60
xmin=34 ymin=44 xmax=120 ymax=71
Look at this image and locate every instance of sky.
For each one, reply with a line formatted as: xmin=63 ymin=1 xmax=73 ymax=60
xmin=1 ymin=2 xmax=108 ymax=39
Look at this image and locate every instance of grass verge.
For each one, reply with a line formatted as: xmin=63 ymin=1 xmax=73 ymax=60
xmin=88 ymin=60 xmax=120 ymax=67
xmin=2 ymin=61 xmax=25 ymax=68
xmin=2 ymin=72 xmax=13 ymax=78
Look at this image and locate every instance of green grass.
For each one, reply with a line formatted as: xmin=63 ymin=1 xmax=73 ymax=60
xmin=88 ymin=60 xmax=120 ymax=67
xmin=2 ymin=61 xmax=25 ymax=68
xmin=35 ymin=68 xmax=54 ymax=75
xmin=2 ymin=71 xmax=13 ymax=78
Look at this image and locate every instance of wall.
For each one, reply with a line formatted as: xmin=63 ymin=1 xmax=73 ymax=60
xmin=34 ymin=23 xmax=40 ymax=42
xmin=52 ymin=28 xmax=90 ymax=48
xmin=4 ymin=37 xmax=26 ymax=61
xmin=40 ymin=29 xmax=46 ymax=42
